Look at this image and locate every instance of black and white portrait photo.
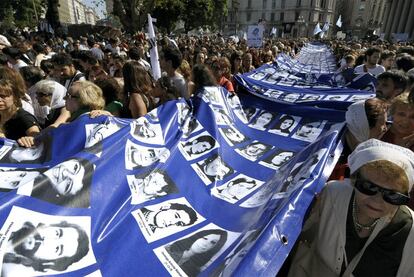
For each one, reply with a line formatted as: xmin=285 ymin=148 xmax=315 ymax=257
xmin=297 ymin=94 xmax=321 ymax=102
xmin=176 ymin=103 xmax=202 ymax=137
xmin=0 ymin=136 xmax=52 ymax=164
xmin=248 ymin=71 xmax=267 ymax=81
xmin=235 ymin=141 xmax=273 ymax=162
xmin=202 ymin=87 xmax=225 ymax=106
xmin=0 ymin=206 xmax=96 ymax=276
xmin=126 ymin=170 xmax=179 ymax=205
xmin=219 ymin=126 xmax=249 ymax=146
xmin=131 ymin=117 xmax=164 ymax=145
xmin=212 ymin=107 xmax=232 ymax=126
xmin=125 ymin=140 xmax=170 ymax=170
xmin=191 ymin=154 xmax=234 ymax=185
xmin=211 ymin=175 xmax=264 ymax=204
xmin=322 ymin=94 xmax=350 ymax=101
xmin=131 ymin=197 xmax=204 ymax=243
xmin=291 ymin=119 xmax=327 ymax=142
xmin=179 ymin=131 xmax=219 ymax=160
xmin=240 ymin=181 xmax=275 ymax=208
xmin=263 ymin=89 xmax=283 ymax=99
xmin=278 ymin=93 xmax=300 ymax=103
xmin=154 ymin=224 xmax=238 ymax=277
xmin=249 ymin=111 xmax=276 ymax=130
xmin=84 ymin=119 xmax=124 ymax=149
xmin=14 ymin=158 xmax=95 ymax=208
xmin=234 ymin=107 xmax=257 ymax=124
xmin=0 ymin=167 xmax=39 ymax=191
xmin=259 ymin=149 xmax=295 ymax=170
xmin=268 ymin=114 xmax=301 ymax=136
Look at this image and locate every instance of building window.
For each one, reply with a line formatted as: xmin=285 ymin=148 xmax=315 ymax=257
xmin=247 ymin=12 xmax=251 ymax=21
xmin=321 ymin=0 xmax=326 ymax=8
xmin=247 ymin=0 xmax=252 ymax=8
xmin=318 ymin=13 xmax=323 ymax=22
xmin=280 ymin=12 xmax=284 ymax=21
xmin=272 ymin=0 xmax=276 ymax=9
xmin=281 ymin=0 xmax=286 ymax=9
xmin=295 ymin=12 xmax=300 ymax=20
xmin=263 ymin=0 xmax=267 ymax=9
xmin=296 ymin=0 xmax=302 ymax=7
xmin=271 ymin=12 xmax=275 ymax=21
xmin=359 ymin=3 xmax=365 ymax=11
xmin=262 ymin=12 xmax=266 ymax=21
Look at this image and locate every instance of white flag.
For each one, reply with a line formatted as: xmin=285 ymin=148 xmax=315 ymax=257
xmin=322 ymin=22 xmax=329 ymax=32
xmin=147 ymin=14 xmax=161 ymax=80
xmin=313 ymin=22 xmax=322 ymax=35
xmin=270 ymin=27 xmax=277 ymax=36
xmin=336 ymin=15 xmax=342 ymax=28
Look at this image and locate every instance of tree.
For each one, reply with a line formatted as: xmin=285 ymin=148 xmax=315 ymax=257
xmin=45 ymin=0 xmax=61 ymax=30
xmin=112 ymin=0 xmax=156 ymax=33
xmin=0 ymin=0 xmax=46 ymax=30
xmin=152 ymin=0 xmax=184 ymax=34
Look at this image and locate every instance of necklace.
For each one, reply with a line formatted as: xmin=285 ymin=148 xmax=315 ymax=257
xmin=352 ymin=197 xmax=379 ymax=233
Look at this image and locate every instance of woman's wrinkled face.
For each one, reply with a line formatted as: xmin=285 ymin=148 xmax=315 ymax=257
xmin=0 ymin=91 xmax=15 ymax=111
xmin=369 ymin=112 xmax=387 ymax=139
xmin=391 ymin=104 xmax=414 ymax=137
xmin=36 ymin=91 xmax=53 ymax=107
xmin=65 ymin=83 xmax=81 ymax=113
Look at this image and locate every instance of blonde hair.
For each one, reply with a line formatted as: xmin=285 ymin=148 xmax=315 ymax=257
xmin=73 ymin=81 xmax=105 ymax=110
xmin=353 ymin=160 xmax=409 ymax=193
xmin=390 ymin=92 xmax=414 ymax=115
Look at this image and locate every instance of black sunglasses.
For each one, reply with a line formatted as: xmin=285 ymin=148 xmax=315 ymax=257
xmin=37 ymin=92 xmax=53 ymax=97
xmin=354 ymin=175 xmax=410 ymax=205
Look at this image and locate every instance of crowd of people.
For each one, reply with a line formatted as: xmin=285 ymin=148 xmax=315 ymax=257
xmin=1 ymin=28 xmax=414 ymax=276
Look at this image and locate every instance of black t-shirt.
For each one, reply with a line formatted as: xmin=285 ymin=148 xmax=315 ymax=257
xmin=4 ymin=109 xmax=39 ymax=140
xmin=343 ymin=193 xmax=412 ymax=276
xmin=44 ymin=107 xmax=63 ymax=128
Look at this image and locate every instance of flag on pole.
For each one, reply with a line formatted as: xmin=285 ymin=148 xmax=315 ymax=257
xmin=336 ymin=15 xmax=342 ymax=28
xmin=147 ymin=14 xmax=161 ymax=80
xmin=313 ymin=22 xmax=322 ymax=35
xmin=322 ymin=22 xmax=329 ymax=32
xmin=270 ymin=27 xmax=277 ymax=36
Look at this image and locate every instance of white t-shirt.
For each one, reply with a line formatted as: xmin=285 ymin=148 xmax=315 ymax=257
xmin=354 ymin=64 xmax=385 ymax=77
xmin=171 ymin=73 xmax=188 ymax=99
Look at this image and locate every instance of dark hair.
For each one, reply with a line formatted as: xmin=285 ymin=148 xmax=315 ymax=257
xmin=78 ymin=50 xmax=97 ymax=66
xmin=168 ymin=203 xmax=198 ymax=225
xmin=166 ymin=229 xmax=227 ymax=276
xmin=19 ymin=66 xmax=45 ymax=87
xmin=162 ymin=46 xmax=183 ymax=69
xmin=0 ymin=66 xmax=29 ymax=104
xmin=185 ymin=135 xmax=215 ymax=153
xmin=273 ymin=114 xmax=295 ymax=131
xmin=32 ymin=42 xmax=45 ymax=54
xmin=122 ymin=61 xmax=153 ymax=98
xmin=396 ymin=55 xmax=414 ymax=72
xmin=51 ymin=53 xmax=73 ymax=66
xmin=139 ymin=169 xmax=178 ymax=195
xmin=379 ymin=50 xmax=395 ymax=63
xmin=252 ymin=111 xmax=274 ymax=128
xmin=192 ymin=64 xmax=217 ymax=93
xmin=364 ymin=47 xmax=381 ymax=59
xmin=364 ymin=97 xmax=388 ymax=129
xmin=6 ymin=221 xmax=89 ymax=272
xmin=128 ymin=47 xmax=141 ymax=60
xmin=377 ymin=70 xmax=409 ymax=91
xmin=95 ymin=78 xmax=122 ymax=105
xmin=40 ymin=59 xmax=54 ymax=75
xmin=31 ymin=158 xmax=94 ymax=208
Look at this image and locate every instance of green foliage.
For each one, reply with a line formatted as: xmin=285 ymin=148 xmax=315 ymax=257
xmin=0 ymin=0 xmax=46 ymax=30
xmin=152 ymin=0 xmax=184 ymax=33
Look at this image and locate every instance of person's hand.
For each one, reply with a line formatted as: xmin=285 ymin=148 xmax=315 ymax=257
xmin=89 ymin=110 xmax=112 ymax=118
xmin=17 ymin=136 xmax=36 ymax=148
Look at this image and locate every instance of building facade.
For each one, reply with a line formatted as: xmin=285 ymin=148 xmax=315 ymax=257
xmin=58 ymin=0 xmax=99 ymax=25
xmin=224 ymin=0 xmax=337 ymax=37
xmin=381 ymin=0 xmax=414 ymax=41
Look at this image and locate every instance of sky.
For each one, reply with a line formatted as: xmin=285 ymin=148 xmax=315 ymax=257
xmin=83 ymin=0 xmax=107 ymax=18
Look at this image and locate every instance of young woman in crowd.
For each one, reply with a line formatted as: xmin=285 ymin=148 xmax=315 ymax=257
xmin=95 ymin=78 xmax=123 ymax=117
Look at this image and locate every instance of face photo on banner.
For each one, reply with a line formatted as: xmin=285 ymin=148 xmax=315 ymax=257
xmin=291 ymin=119 xmax=327 ymax=142
xmin=125 ymin=140 xmax=170 ymax=170
xmin=131 ymin=197 xmax=205 ymax=243
xmin=263 ymin=67 xmax=276 ymax=75
xmin=179 ymin=131 xmax=219 ymax=160
xmin=16 ymin=158 xmax=95 ymax=208
xmin=212 ymin=107 xmax=232 ymax=126
xmin=297 ymin=94 xmax=322 ymax=102
xmin=0 ymin=167 xmax=39 ymax=190
xmin=263 ymin=89 xmax=284 ymax=99
xmin=269 ymin=114 xmax=301 ymax=136
xmin=146 ymin=109 xmax=160 ymax=122
xmin=273 ymin=148 xmax=327 ymax=199
xmin=84 ymin=119 xmax=124 ymax=149
xmin=0 ymin=206 xmax=95 ymax=276
xmin=235 ymin=141 xmax=273 ymax=162
xmin=211 ymin=174 xmax=264 ymax=204
xmin=202 ymin=87 xmax=225 ymax=106
xmin=131 ymin=117 xmax=164 ymax=145
xmin=240 ymin=180 xmax=275 ymax=208
xmin=249 ymin=111 xmax=276 ymax=130
xmin=322 ymin=94 xmax=350 ymax=101
xmin=219 ymin=126 xmax=249 ymax=146
xmin=126 ymin=170 xmax=179 ymax=205
xmin=191 ymin=154 xmax=234 ymax=185
xmin=278 ymin=93 xmax=300 ymax=103
xmin=154 ymin=223 xmax=238 ymax=277
xmin=176 ymin=103 xmax=202 ymax=137
xmin=0 ymin=136 xmax=52 ymax=164
xmin=248 ymin=71 xmax=267 ymax=81
xmin=259 ymin=149 xmax=295 ymax=170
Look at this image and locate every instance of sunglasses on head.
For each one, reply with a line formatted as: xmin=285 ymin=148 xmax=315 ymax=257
xmin=37 ymin=92 xmax=52 ymax=97
xmin=354 ymin=174 xmax=410 ymax=205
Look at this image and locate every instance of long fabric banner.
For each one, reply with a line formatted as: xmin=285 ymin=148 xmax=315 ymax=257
xmin=0 ymin=43 xmax=354 ymax=276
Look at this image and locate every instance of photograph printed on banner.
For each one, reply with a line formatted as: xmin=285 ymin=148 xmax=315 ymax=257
xmin=291 ymin=119 xmax=327 ymax=142
xmin=248 ymin=111 xmax=276 ymax=130
xmin=233 ymin=107 xmax=258 ymax=124
xmin=0 ymin=167 xmax=38 ymax=191
xmin=263 ymin=89 xmax=283 ymax=99
xmin=348 ymin=95 xmax=370 ymax=102
xmin=13 ymin=158 xmax=95 ymax=208
xmin=248 ymin=71 xmax=267 ymax=81
xmin=259 ymin=149 xmax=295 ymax=170
xmin=191 ymin=154 xmax=234 ymax=185
xmin=273 ymin=148 xmax=327 ymax=199
xmin=235 ymin=141 xmax=273 ymax=162
xmin=0 ymin=206 xmax=96 ymax=276
xmin=211 ymin=174 xmax=264 ymax=204
xmin=0 ymin=135 xmax=53 ymax=164
xmin=84 ymin=119 xmax=124 ymax=149
xmin=322 ymin=94 xmax=350 ymax=101
xmin=201 ymin=87 xmax=225 ymax=106
xmin=219 ymin=126 xmax=249 ymax=146
xmin=131 ymin=197 xmax=204 ymax=243
xmin=176 ymin=103 xmax=203 ymax=137
xmin=125 ymin=140 xmax=170 ymax=170
xmin=239 ymin=180 xmax=275 ymax=208
xmin=130 ymin=117 xmax=164 ymax=145
xmin=277 ymin=93 xmax=301 ymax=103
xmin=268 ymin=114 xmax=301 ymax=136
xmin=147 ymin=109 xmax=160 ymax=122
xmin=127 ymin=169 xmax=179 ymax=205
xmin=179 ymin=131 xmax=219 ymax=160
xmin=262 ymin=67 xmax=277 ymax=75
xmin=297 ymin=94 xmax=322 ymax=102
xmin=154 ymin=223 xmax=239 ymax=277
xmin=212 ymin=107 xmax=232 ymax=126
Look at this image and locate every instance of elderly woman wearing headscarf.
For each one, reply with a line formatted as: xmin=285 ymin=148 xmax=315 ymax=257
xmin=288 ymin=139 xmax=414 ymax=277
xmin=33 ymin=80 xmax=70 ymax=128
xmin=329 ymin=98 xmax=388 ymax=180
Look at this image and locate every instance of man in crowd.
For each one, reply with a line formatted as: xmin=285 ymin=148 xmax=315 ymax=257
xmin=376 ymin=70 xmax=409 ymax=100
xmin=160 ymin=46 xmax=189 ymax=99
xmin=354 ymin=47 xmax=385 ymax=77
xmin=51 ymin=53 xmax=85 ymax=90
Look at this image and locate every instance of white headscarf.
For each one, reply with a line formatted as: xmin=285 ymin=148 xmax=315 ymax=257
xmin=345 ymin=100 xmax=370 ymax=143
xmin=348 ymin=139 xmax=414 ymax=191
xmin=50 ymin=81 xmax=66 ymax=110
